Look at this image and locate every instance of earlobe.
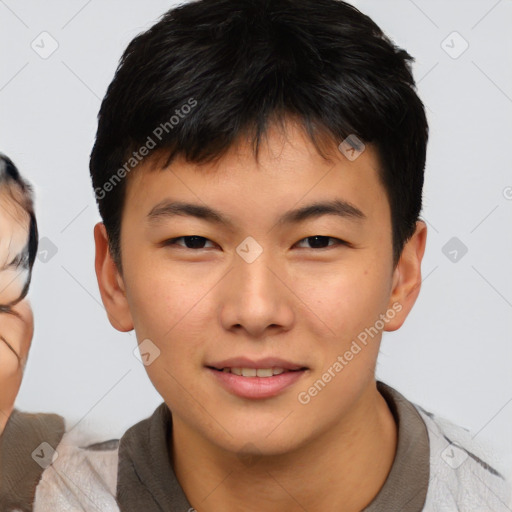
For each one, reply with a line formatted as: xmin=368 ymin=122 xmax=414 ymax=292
xmin=385 ymin=220 xmax=427 ymax=332
xmin=94 ymin=222 xmax=134 ymax=332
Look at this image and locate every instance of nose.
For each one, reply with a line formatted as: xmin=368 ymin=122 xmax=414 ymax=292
xmin=219 ymin=251 xmax=295 ymax=338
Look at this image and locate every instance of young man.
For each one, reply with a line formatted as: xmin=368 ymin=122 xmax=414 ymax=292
xmin=1 ymin=0 xmax=511 ymax=510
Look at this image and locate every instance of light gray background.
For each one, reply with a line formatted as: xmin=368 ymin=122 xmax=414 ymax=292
xmin=1 ymin=0 xmax=511 ymax=476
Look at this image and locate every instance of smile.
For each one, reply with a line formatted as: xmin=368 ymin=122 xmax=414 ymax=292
xmin=207 ymin=366 xmax=308 ymax=399
xmin=213 ymin=367 xmax=296 ymax=377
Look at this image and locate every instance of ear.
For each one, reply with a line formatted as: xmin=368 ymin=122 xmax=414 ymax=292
xmin=384 ymin=220 xmax=427 ymax=332
xmin=94 ymin=222 xmax=134 ymax=332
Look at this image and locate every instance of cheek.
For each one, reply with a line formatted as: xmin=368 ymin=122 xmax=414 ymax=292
xmin=127 ymin=275 xmax=183 ymax=340
xmin=293 ymin=266 xmax=391 ymax=416
xmin=125 ymin=267 xmax=209 ymax=405
xmin=125 ymin=260 xmax=214 ymax=357
xmin=0 ymin=343 xmax=20 ymax=381
xmin=296 ymin=261 xmax=392 ymax=343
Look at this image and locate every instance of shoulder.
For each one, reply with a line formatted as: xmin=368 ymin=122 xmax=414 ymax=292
xmin=0 ymin=409 xmax=66 ymax=512
xmin=33 ymin=425 xmax=120 ymax=512
xmin=0 ymin=408 xmax=121 ymax=512
xmin=414 ymin=404 xmax=512 ymax=511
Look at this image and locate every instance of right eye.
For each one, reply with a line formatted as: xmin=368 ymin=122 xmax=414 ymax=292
xmin=162 ymin=236 xmax=217 ymax=250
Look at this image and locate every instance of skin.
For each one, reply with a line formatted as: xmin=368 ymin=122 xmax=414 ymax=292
xmin=0 ymin=189 xmax=34 ymax=435
xmin=0 ymin=298 xmax=33 ymax=435
xmin=0 ymin=188 xmax=30 ymax=305
xmin=95 ymin=117 xmax=427 ymax=512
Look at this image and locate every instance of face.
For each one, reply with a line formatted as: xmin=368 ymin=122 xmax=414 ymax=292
xmin=0 ymin=298 xmax=33 ymax=423
xmin=0 ymin=186 xmax=33 ymax=432
xmin=96 ymin=118 xmax=426 ymax=457
xmin=0 ymin=188 xmax=30 ymax=306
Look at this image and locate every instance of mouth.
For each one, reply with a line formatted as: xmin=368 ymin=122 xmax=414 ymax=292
xmin=207 ymin=366 xmax=307 ymax=377
xmin=206 ymin=360 xmax=309 ymax=399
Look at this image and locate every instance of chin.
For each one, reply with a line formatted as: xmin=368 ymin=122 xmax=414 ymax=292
xmin=211 ymin=427 xmax=306 ymax=459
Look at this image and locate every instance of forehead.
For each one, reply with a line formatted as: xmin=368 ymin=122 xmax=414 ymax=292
xmin=0 ymin=186 xmax=29 ymax=225
xmin=123 ymin=119 xmax=387 ymax=226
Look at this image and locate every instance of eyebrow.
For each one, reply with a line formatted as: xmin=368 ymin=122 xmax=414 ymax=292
xmin=147 ymin=198 xmax=366 ymax=228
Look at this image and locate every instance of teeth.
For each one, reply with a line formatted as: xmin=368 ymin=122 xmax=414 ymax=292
xmin=222 ymin=367 xmax=287 ymax=377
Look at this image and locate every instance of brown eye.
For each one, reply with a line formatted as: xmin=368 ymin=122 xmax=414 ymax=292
xmin=295 ymin=236 xmax=347 ymax=249
xmin=163 ymin=236 xmax=216 ymax=249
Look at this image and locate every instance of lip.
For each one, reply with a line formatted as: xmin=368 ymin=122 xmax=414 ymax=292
xmin=207 ymin=367 xmax=307 ymax=399
xmin=205 ymin=357 xmax=309 ymax=400
xmin=207 ymin=357 xmax=307 ymax=371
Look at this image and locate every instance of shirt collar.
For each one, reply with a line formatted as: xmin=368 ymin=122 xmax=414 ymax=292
xmin=116 ymin=380 xmax=430 ymax=511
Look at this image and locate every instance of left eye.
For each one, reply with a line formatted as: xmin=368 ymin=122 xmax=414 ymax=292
xmin=163 ymin=235 xmax=346 ymax=250
xmin=294 ymin=236 xmax=346 ymax=249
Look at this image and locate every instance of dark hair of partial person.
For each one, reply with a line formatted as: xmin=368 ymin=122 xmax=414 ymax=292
xmin=90 ymin=0 xmax=428 ymax=274
xmin=0 ymin=153 xmax=38 ymax=313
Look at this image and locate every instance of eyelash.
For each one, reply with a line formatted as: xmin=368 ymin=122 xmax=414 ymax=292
xmin=162 ymin=235 xmax=349 ymax=251
xmin=9 ymin=253 xmax=26 ymax=268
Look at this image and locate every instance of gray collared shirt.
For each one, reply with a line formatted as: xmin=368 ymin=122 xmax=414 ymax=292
xmin=115 ymin=381 xmax=430 ymax=511
xmin=0 ymin=381 xmax=433 ymax=511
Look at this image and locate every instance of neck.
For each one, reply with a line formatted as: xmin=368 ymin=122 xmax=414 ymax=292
xmin=171 ymin=381 xmax=397 ymax=512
